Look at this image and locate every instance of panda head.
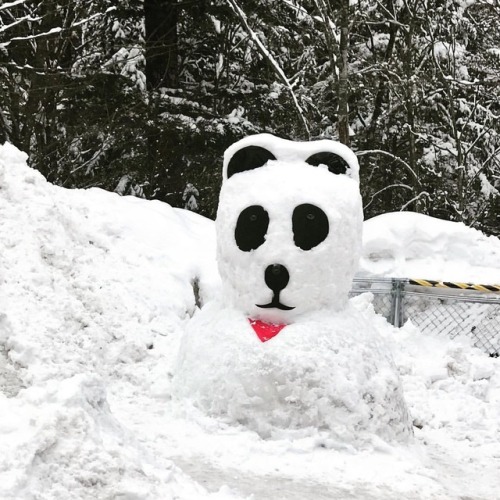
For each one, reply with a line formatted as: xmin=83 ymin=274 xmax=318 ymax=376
xmin=216 ymin=134 xmax=363 ymax=324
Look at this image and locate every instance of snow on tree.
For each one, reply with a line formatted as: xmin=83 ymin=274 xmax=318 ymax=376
xmin=0 ymin=0 xmax=498 ymax=233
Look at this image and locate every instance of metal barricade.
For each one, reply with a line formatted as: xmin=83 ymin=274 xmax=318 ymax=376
xmin=350 ymin=277 xmax=500 ymax=356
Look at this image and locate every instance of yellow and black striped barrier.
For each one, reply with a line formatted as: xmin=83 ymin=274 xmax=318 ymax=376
xmin=409 ymin=278 xmax=500 ymax=293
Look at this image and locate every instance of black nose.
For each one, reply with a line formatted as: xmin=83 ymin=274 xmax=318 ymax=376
xmin=264 ymin=264 xmax=290 ymax=293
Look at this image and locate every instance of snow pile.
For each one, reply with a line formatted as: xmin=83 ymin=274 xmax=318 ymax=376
xmin=174 ymin=303 xmax=411 ymax=442
xmin=0 ymin=143 xmax=223 ymax=499
xmin=168 ymin=296 xmax=500 ymax=499
xmin=0 ymin=373 xmax=208 ymax=500
xmin=389 ymin=322 xmax=500 ymax=499
xmin=174 ymin=135 xmax=411 ymax=444
xmin=1 ymin=141 xmax=500 ymax=499
xmin=361 ymin=211 xmax=500 ymax=283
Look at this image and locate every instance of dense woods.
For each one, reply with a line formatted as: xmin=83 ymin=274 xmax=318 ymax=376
xmin=1 ymin=0 xmax=499 ymax=235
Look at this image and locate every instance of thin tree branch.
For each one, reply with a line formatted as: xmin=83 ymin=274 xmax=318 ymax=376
xmin=400 ymin=191 xmax=430 ymax=211
xmin=0 ymin=0 xmax=27 ymax=12
xmin=0 ymin=7 xmax=116 ymax=47
xmin=364 ymin=183 xmax=413 ymax=210
xmin=225 ymin=0 xmax=310 ymax=137
xmin=356 ymin=149 xmax=420 ymax=183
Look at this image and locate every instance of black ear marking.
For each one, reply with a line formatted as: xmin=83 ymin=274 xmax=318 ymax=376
xmin=227 ymin=146 xmax=276 ymax=178
xmin=306 ymin=152 xmax=349 ymax=175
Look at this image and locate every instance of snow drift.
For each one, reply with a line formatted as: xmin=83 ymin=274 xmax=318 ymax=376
xmin=1 ymin=142 xmax=500 ymax=499
xmin=361 ymin=211 xmax=500 ymax=283
xmin=0 ymin=143 xmax=223 ymax=499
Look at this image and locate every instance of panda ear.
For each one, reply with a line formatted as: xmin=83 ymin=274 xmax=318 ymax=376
xmin=305 ymin=152 xmax=350 ymax=175
xmin=227 ymin=146 xmax=276 ymax=179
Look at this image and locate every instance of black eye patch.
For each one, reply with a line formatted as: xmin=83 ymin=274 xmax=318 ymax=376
xmin=292 ymin=203 xmax=329 ymax=250
xmin=305 ymin=152 xmax=349 ymax=175
xmin=235 ymin=205 xmax=269 ymax=251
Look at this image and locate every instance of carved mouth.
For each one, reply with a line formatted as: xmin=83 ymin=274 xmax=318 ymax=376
xmin=256 ymin=293 xmax=295 ymax=311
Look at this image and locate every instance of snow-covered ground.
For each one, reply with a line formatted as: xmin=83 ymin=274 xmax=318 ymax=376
xmin=1 ymin=142 xmax=500 ymax=499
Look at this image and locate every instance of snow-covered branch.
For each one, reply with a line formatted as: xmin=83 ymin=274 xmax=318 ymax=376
xmin=0 ymin=6 xmax=116 ymax=47
xmin=400 ymin=191 xmax=431 ymax=211
xmin=0 ymin=15 xmax=41 ymax=34
xmin=73 ymin=7 xmax=117 ymax=28
xmin=356 ymin=149 xmax=420 ymax=183
xmin=225 ymin=0 xmax=310 ymax=137
xmin=0 ymin=0 xmax=26 ymax=12
xmin=5 ymin=26 xmax=62 ymax=43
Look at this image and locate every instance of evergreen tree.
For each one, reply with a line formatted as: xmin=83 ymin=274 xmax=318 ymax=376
xmin=1 ymin=0 xmax=498 ymax=234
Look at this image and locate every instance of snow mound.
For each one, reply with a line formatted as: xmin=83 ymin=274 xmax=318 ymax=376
xmin=0 ymin=143 xmax=222 ymax=499
xmin=360 ymin=211 xmax=500 ymax=283
xmin=0 ymin=374 xmax=213 ymax=499
xmin=173 ymin=302 xmax=411 ymax=444
xmin=1 ymin=142 xmax=500 ymax=499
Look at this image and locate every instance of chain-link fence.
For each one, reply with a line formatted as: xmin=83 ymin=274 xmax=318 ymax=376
xmin=350 ymin=277 xmax=500 ymax=357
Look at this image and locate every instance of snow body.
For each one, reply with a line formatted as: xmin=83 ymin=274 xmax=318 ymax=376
xmin=175 ymin=302 xmax=411 ymax=442
xmin=173 ymin=134 xmax=411 ymax=443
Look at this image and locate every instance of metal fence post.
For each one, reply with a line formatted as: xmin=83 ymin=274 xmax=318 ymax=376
xmin=390 ymin=278 xmax=405 ymax=327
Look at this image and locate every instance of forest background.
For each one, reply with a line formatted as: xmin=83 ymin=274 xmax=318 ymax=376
xmin=1 ymin=0 xmax=499 ymax=236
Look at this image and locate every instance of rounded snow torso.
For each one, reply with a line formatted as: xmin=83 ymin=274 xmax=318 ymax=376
xmin=173 ymin=301 xmax=412 ymax=443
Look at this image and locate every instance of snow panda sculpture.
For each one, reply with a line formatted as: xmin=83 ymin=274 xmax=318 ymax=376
xmin=173 ymin=134 xmax=411 ymax=443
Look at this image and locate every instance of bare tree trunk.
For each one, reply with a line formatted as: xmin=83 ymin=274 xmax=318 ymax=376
xmin=338 ymin=0 xmax=350 ymax=146
xmin=402 ymin=7 xmax=419 ymax=211
xmin=144 ymin=0 xmax=179 ymax=200
xmin=144 ymin=0 xmax=178 ymax=91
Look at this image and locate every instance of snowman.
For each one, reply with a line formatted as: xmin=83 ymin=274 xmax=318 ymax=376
xmin=173 ymin=134 xmax=411 ymax=443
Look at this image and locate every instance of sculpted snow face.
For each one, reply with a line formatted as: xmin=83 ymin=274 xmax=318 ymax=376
xmin=216 ymin=134 xmax=363 ymax=324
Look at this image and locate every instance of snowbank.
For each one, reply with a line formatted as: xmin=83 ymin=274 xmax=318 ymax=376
xmin=361 ymin=211 xmax=500 ymax=283
xmin=1 ymin=142 xmax=500 ymax=499
xmin=0 ymin=143 xmax=224 ymax=499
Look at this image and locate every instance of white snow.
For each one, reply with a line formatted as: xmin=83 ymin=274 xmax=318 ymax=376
xmin=1 ymin=142 xmax=500 ymax=499
xmin=0 ymin=143 xmax=223 ymax=499
xmin=173 ymin=302 xmax=412 ymax=443
xmin=217 ymin=160 xmax=362 ymax=322
xmin=433 ymin=41 xmax=466 ymax=61
xmin=176 ymin=135 xmax=410 ymax=445
xmin=361 ymin=211 xmax=500 ymax=284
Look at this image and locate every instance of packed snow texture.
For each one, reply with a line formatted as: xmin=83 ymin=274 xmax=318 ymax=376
xmin=1 ymin=142 xmax=500 ymax=499
xmin=175 ymin=135 xmax=410 ymax=443
xmin=174 ymin=303 xmax=412 ymax=442
xmin=361 ymin=211 xmax=500 ymax=284
xmin=217 ymin=159 xmax=363 ymax=323
xmin=0 ymin=143 xmax=222 ymax=499
xmin=222 ymin=133 xmax=360 ymax=181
